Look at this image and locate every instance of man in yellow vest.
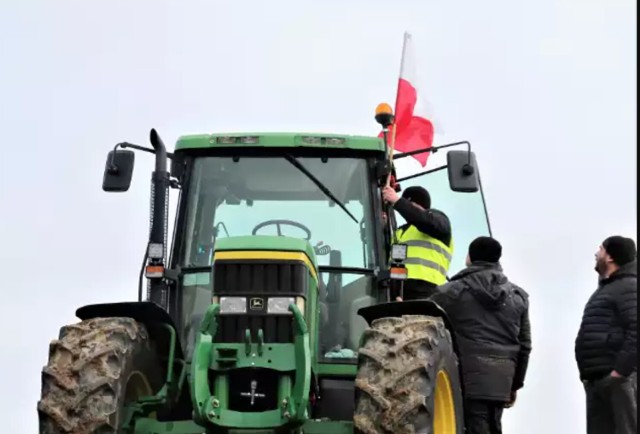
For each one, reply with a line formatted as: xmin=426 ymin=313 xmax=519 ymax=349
xmin=382 ymin=185 xmax=454 ymax=300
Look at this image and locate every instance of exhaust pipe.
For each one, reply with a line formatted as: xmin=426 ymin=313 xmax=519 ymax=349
xmin=147 ymin=128 xmax=170 ymax=308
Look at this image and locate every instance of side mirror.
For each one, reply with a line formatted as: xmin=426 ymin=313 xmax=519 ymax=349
xmin=447 ymin=150 xmax=480 ymax=193
xmin=102 ymin=150 xmax=135 ymax=192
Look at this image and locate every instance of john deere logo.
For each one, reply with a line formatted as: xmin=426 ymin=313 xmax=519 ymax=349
xmin=249 ymin=298 xmax=264 ymax=310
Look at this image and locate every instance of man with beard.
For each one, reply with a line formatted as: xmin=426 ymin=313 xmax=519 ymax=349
xmin=429 ymin=236 xmax=531 ymax=434
xmin=575 ymin=236 xmax=637 ymax=434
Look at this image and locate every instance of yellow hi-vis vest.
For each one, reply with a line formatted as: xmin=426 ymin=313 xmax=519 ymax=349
xmin=395 ymin=225 xmax=454 ymax=286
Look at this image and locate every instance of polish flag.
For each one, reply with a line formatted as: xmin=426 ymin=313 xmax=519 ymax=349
xmin=380 ymin=32 xmax=442 ymax=167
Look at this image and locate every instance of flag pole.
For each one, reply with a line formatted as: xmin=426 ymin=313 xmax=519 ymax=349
xmin=386 ymin=31 xmax=410 ymax=188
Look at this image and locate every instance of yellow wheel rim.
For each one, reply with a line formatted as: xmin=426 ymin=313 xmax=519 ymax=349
xmin=125 ymin=370 xmax=153 ymax=403
xmin=124 ymin=370 xmax=157 ymax=419
xmin=433 ymin=369 xmax=457 ymax=434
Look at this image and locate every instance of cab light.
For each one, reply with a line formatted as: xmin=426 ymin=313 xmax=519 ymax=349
xmin=240 ymin=136 xmax=259 ymax=144
xmin=145 ymin=265 xmax=164 ymax=278
xmin=375 ymin=102 xmax=393 ymax=116
xmin=216 ymin=136 xmax=237 ymax=144
xmin=325 ymin=137 xmax=346 ymax=145
xmin=389 ymin=267 xmax=408 ymax=280
xmin=391 ymin=243 xmax=408 ymax=262
xmin=147 ymin=243 xmax=164 ymax=260
xmin=301 ymin=136 xmax=322 ymax=145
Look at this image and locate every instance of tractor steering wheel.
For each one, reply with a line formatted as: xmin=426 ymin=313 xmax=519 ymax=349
xmin=251 ymin=219 xmax=312 ymax=241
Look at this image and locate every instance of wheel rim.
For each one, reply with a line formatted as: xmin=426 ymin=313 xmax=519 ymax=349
xmin=433 ymin=369 xmax=456 ymax=434
xmin=124 ymin=371 xmax=153 ymax=403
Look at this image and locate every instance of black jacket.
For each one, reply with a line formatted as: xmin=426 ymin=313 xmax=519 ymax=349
xmin=393 ymin=199 xmax=452 ymax=247
xmin=574 ymin=261 xmax=637 ymax=381
xmin=430 ymin=262 xmax=532 ymax=401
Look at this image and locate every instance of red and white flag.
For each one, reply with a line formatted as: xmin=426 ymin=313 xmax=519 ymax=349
xmin=380 ymin=32 xmax=442 ymax=167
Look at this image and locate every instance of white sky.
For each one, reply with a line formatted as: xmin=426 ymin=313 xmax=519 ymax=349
xmin=0 ymin=0 xmax=636 ymax=432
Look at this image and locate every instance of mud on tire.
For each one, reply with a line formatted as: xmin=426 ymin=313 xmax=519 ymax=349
xmin=38 ymin=317 xmax=163 ymax=434
xmin=353 ymin=315 xmax=464 ymax=434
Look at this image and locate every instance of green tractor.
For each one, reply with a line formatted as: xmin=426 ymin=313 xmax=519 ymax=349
xmin=38 ymin=105 xmax=491 ymax=434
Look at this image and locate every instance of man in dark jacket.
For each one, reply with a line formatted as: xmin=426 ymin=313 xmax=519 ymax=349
xmin=575 ymin=235 xmax=637 ymax=434
xmin=382 ymin=185 xmax=453 ymax=300
xmin=429 ymin=236 xmax=531 ymax=434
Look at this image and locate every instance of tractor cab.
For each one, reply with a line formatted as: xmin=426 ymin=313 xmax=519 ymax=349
xmin=169 ymin=132 xmax=491 ymax=367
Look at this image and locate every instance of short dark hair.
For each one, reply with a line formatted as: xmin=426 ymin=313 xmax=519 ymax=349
xmin=469 ymin=236 xmax=502 ymax=263
xmin=602 ymin=236 xmax=637 ymax=266
xmin=401 ymin=186 xmax=431 ymax=209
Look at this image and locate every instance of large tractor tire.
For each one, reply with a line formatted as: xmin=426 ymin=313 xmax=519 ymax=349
xmin=353 ymin=315 xmax=464 ymax=434
xmin=37 ymin=317 xmax=163 ymax=434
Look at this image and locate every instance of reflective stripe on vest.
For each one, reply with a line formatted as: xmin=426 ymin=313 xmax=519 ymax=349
xmin=395 ymin=225 xmax=454 ymax=286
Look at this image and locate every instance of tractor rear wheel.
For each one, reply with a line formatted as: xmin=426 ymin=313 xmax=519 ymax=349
xmin=37 ymin=317 xmax=163 ymax=434
xmin=353 ymin=315 xmax=464 ymax=434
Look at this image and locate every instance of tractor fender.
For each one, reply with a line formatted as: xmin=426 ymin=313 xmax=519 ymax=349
xmin=357 ymin=300 xmax=459 ymax=355
xmin=357 ymin=300 xmax=465 ymax=396
xmin=76 ymin=301 xmax=185 ymax=360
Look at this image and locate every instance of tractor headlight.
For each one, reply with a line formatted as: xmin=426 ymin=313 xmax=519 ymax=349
xmin=219 ymin=297 xmax=247 ymax=314
xmin=391 ymin=243 xmax=408 ymax=262
xmin=215 ymin=296 xmax=304 ymax=316
xmin=267 ymin=297 xmax=295 ymax=315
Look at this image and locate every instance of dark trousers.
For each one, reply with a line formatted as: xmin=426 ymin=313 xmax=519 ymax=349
xmin=584 ymin=371 xmax=637 ymax=434
xmin=464 ymin=399 xmax=504 ymax=434
xmin=401 ymin=279 xmax=438 ymax=301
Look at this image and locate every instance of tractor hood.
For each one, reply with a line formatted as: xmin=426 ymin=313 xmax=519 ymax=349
xmin=213 ymin=235 xmax=318 ymax=277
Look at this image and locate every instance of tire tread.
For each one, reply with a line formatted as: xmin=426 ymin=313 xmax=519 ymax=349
xmin=38 ymin=317 xmax=152 ymax=434
xmin=354 ymin=315 xmax=459 ymax=434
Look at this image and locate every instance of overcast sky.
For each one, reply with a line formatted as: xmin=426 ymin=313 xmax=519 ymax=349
xmin=0 ymin=0 xmax=636 ymax=432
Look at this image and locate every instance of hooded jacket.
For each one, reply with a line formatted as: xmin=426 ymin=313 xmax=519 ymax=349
xmin=430 ymin=262 xmax=532 ymax=401
xmin=575 ymin=260 xmax=637 ymax=381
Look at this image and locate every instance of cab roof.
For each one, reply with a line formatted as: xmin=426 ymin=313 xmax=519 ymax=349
xmin=175 ymin=132 xmax=385 ymax=153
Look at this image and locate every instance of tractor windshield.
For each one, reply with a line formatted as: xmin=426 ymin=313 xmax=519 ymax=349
xmin=178 ymin=155 xmax=380 ymax=358
xmin=181 ymin=156 xmax=378 ymax=270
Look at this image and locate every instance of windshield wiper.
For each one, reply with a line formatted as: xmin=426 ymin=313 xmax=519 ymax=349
xmin=284 ymin=154 xmax=358 ymax=224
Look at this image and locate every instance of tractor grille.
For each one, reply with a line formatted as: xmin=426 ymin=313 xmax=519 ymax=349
xmin=212 ymin=260 xmax=309 ymax=344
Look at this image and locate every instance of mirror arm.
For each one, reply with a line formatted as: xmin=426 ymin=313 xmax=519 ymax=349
xmin=394 ymin=140 xmax=472 ymax=162
xmin=396 ymin=164 xmax=448 ymax=183
xmin=116 ymin=142 xmax=176 ymax=159
xmin=117 ymin=142 xmax=181 ymax=188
